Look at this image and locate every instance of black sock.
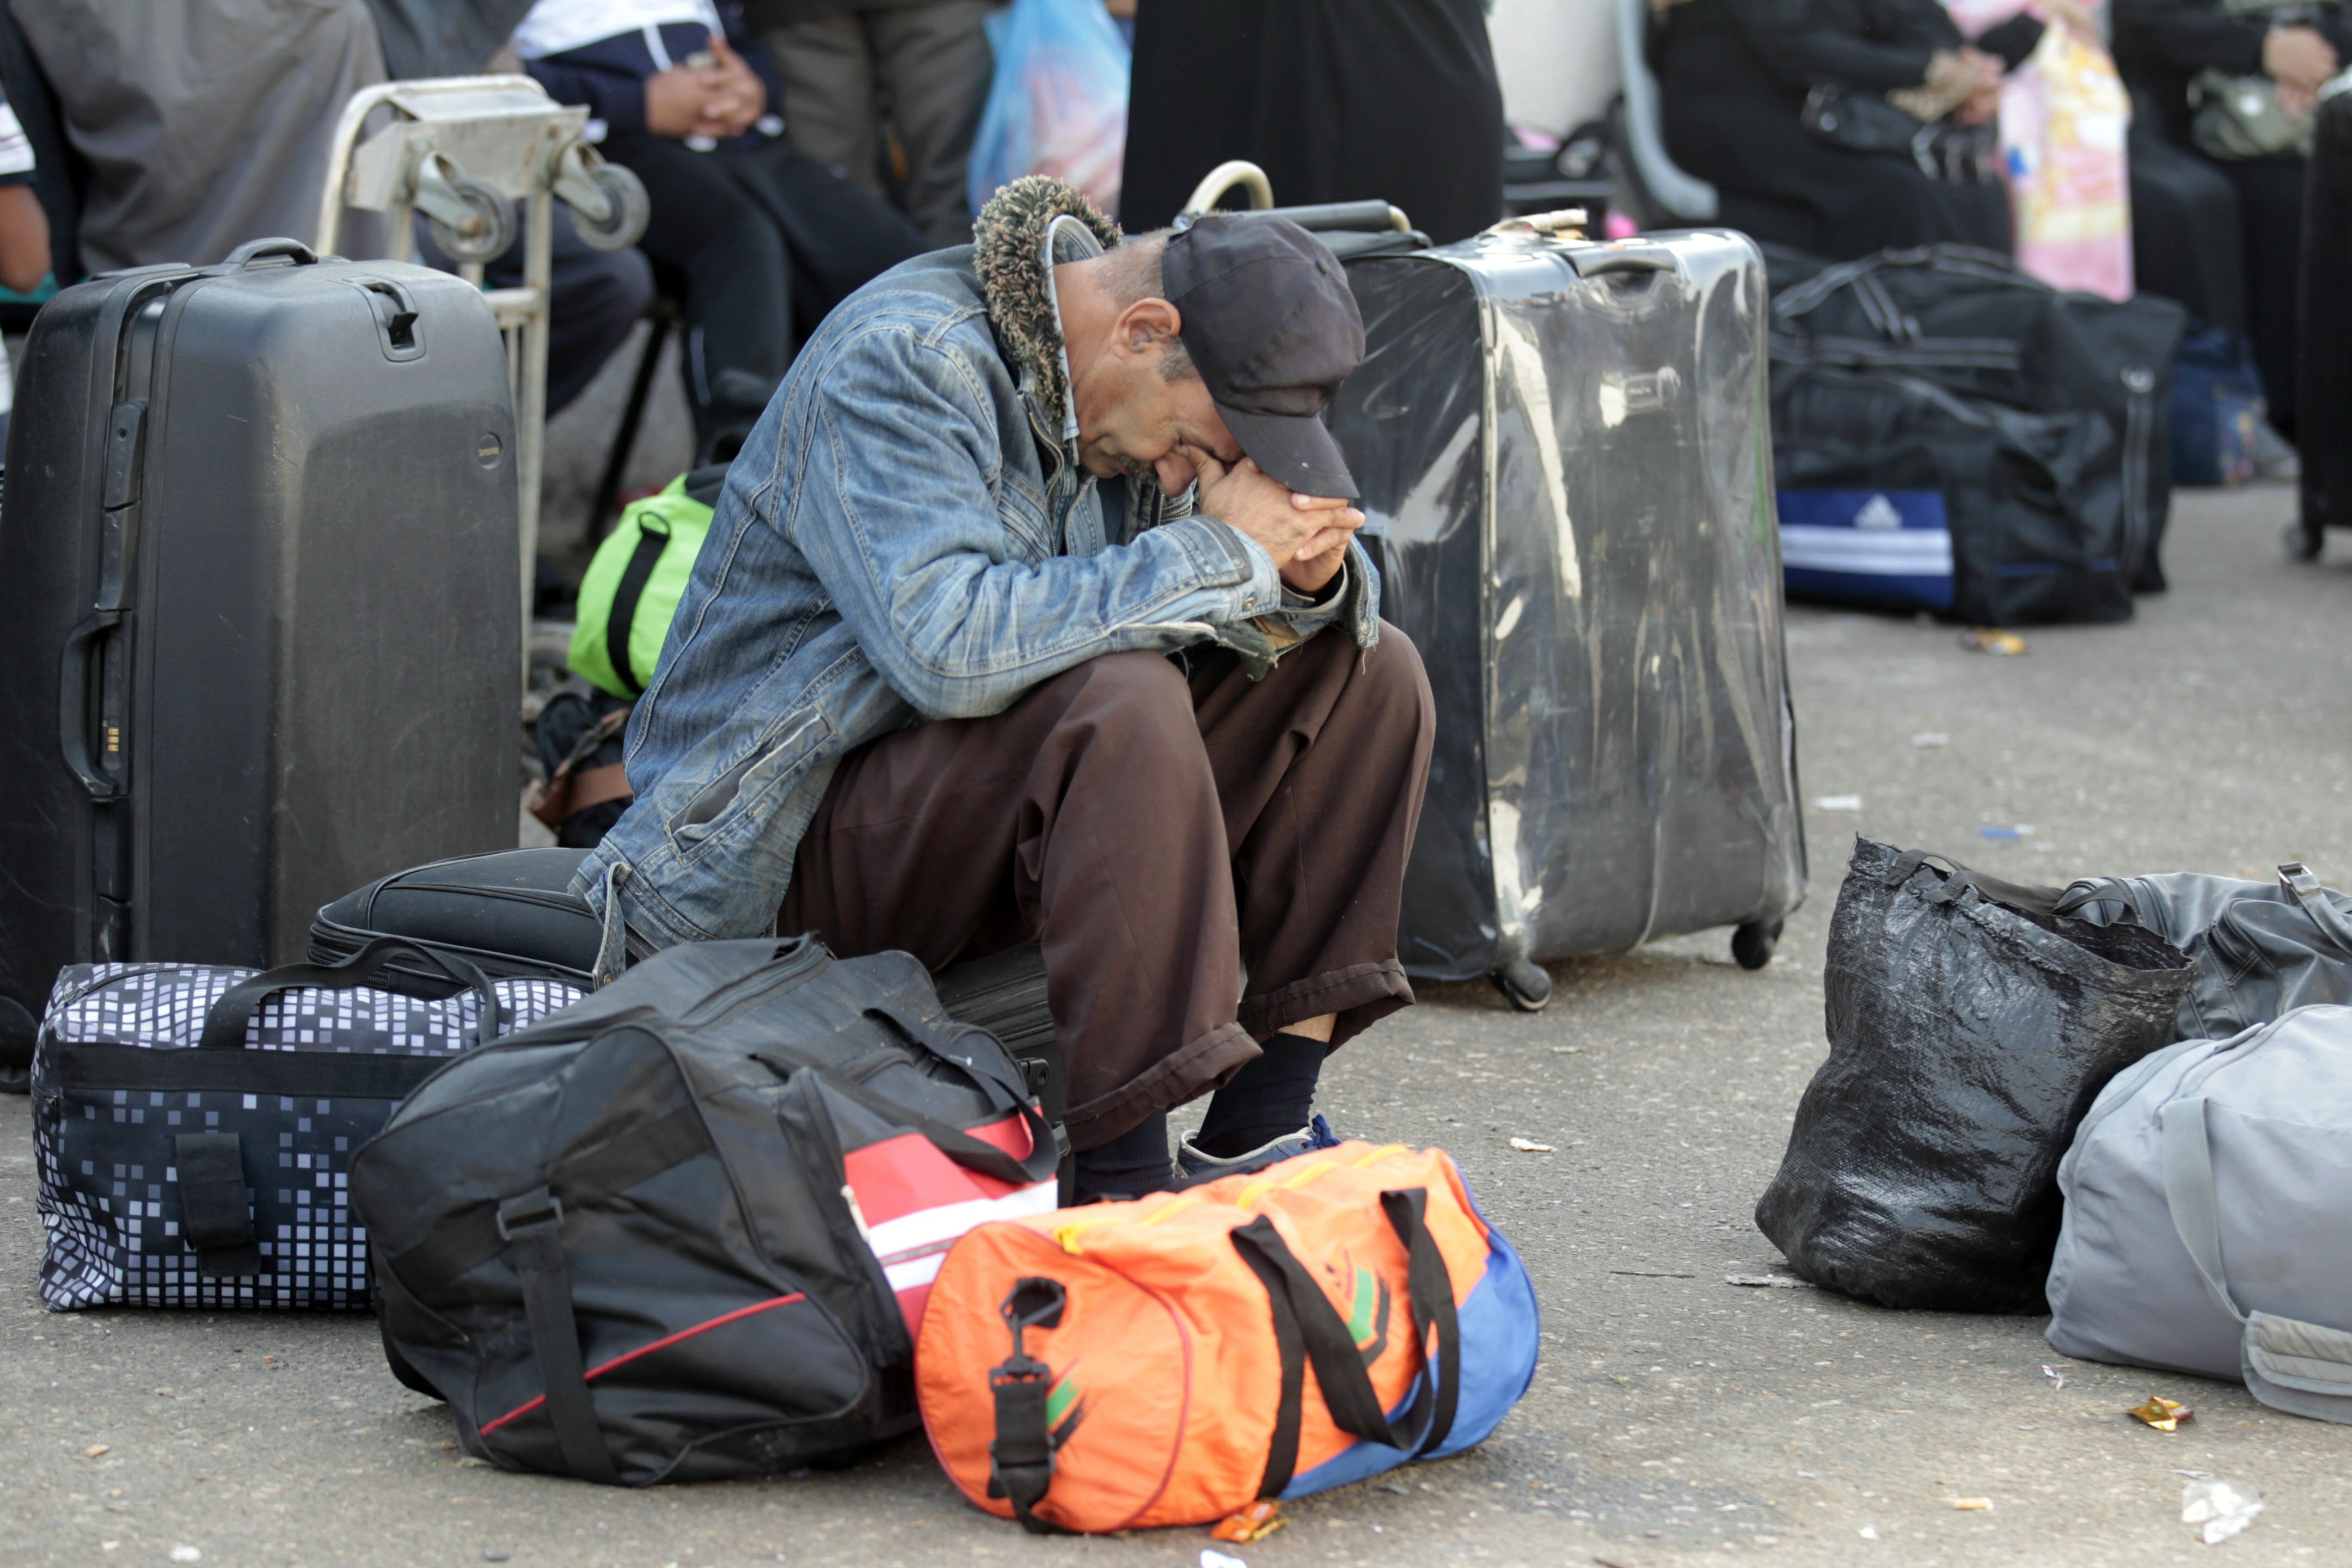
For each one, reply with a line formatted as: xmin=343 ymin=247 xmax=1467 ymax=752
xmin=1194 ymin=1033 xmax=1327 ymax=1159
xmin=1071 ymin=1111 xmax=1171 ymax=1202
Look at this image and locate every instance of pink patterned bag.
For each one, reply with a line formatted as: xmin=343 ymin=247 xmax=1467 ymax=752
xmin=1946 ymin=0 xmax=2135 ymax=299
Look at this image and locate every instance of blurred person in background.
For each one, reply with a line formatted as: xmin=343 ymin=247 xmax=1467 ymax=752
xmin=2113 ymin=0 xmax=2351 ymax=443
xmin=1652 ymin=0 xmax=2049 ymax=258
xmin=514 ymin=0 xmax=924 ymax=461
xmin=748 ymin=0 xmax=995 ymax=247
xmin=0 ymin=70 xmax=51 ymax=451
xmin=14 ymin=0 xmax=385 ymax=272
xmin=1120 ymin=0 xmax=1505 ymax=244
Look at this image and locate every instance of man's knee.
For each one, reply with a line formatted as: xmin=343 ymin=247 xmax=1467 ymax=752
xmin=1350 ymin=622 xmax=1436 ymax=746
xmin=1034 ymin=651 xmax=1198 ymax=749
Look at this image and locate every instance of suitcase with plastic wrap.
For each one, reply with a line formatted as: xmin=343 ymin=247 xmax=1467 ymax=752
xmin=1324 ymin=216 xmax=1806 ymax=1007
xmin=0 ymin=238 xmax=520 ymax=1089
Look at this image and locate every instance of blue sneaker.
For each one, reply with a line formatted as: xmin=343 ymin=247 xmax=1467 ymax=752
xmin=1174 ymin=1113 xmax=1343 ymax=1183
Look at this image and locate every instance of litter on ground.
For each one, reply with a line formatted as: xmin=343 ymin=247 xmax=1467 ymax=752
xmin=2181 ymin=1480 xmax=2263 ymax=1545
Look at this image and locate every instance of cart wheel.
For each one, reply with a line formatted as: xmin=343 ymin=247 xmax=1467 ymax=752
xmin=427 ymin=174 xmax=516 ymax=265
xmin=569 ymin=163 xmax=651 ymax=252
xmin=2284 ymin=519 xmax=2324 ymax=562
xmin=1732 ymin=918 xmax=1784 ymax=971
xmin=1492 ymin=958 xmax=1553 ymax=1012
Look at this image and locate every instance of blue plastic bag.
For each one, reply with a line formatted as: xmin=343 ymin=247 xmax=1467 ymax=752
xmin=966 ymin=0 xmax=1131 ymax=219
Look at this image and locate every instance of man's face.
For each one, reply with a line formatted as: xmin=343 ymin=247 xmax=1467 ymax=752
xmin=1069 ymin=335 xmax=1242 ymax=499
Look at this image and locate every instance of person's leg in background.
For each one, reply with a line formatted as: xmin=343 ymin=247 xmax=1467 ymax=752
xmin=2127 ymin=115 xmax=2248 ymax=337
xmin=596 ymin=131 xmax=795 ymax=462
xmin=863 ymin=0 xmax=996 ymax=248
xmin=758 ymin=8 xmax=885 ymax=195
xmin=2215 ymin=155 xmax=2308 ymax=443
xmin=720 ymin=140 xmax=924 ymax=339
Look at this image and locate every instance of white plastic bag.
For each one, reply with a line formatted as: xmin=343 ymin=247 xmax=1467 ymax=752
xmin=966 ymin=0 xmax=1130 ymax=217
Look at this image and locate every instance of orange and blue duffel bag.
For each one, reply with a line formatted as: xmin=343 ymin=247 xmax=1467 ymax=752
xmin=914 ymin=1141 xmax=1539 ymax=1532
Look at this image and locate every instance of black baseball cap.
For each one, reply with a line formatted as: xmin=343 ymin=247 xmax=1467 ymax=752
xmin=1162 ymin=214 xmax=1365 ymax=500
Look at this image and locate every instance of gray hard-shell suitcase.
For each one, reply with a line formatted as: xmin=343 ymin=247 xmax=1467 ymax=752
xmin=1325 ymin=224 xmax=1806 ymax=1005
xmin=0 ymin=238 xmax=521 ymax=1085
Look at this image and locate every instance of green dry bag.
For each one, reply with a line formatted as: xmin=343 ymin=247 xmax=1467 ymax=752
xmin=568 ymin=464 xmax=724 ymax=697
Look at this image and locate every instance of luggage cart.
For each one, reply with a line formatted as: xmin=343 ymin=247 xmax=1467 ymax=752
xmin=314 ymin=76 xmax=650 ymax=648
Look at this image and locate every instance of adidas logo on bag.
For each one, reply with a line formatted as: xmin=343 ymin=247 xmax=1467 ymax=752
xmin=1852 ymin=493 xmax=1904 ymax=530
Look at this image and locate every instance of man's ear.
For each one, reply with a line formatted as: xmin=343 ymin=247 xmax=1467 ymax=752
xmin=1115 ymin=297 xmax=1183 ymax=358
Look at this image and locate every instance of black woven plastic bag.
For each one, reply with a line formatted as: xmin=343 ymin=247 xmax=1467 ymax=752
xmin=1757 ymin=838 xmax=2191 ymax=1312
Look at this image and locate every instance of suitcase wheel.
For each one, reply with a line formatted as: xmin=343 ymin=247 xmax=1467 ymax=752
xmin=1732 ymin=918 xmax=1784 ymax=971
xmin=1492 ymin=959 xmax=1553 ymax=1013
xmin=2284 ymin=519 xmax=2325 ymax=562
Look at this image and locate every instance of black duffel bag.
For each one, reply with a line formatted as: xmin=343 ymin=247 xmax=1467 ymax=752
xmin=351 ymin=935 xmax=1061 ymax=1485
xmin=1755 ymin=838 xmax=2191 ymax=1312
xmin=1767 ymin=243 xmax=2184 ymax=591
xmin=1774 ymin=362 xmax=2134 ymax=626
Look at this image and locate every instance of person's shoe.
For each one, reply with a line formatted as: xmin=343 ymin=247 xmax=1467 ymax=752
xmin=1175 ymin=1113 xmax=1343 ymax=1183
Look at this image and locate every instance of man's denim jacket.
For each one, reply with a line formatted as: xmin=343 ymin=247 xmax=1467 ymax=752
xmin=575 ymin=226 xmax=1381 ymax=971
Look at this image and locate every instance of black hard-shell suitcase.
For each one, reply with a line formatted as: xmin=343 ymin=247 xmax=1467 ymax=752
xmin=0 ymin=239 xmax=521 ymax=1085
xmin=2294 ymin=92 xmax=2352 ymax=561
xmin=1326 ymin=225 xmax=1808 ymax=1006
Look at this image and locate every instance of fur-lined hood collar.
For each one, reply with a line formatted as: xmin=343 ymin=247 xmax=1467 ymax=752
xmin=972 ymin=176 xmax=1121 ymax=443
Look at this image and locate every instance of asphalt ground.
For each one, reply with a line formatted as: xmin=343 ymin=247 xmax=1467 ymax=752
xmin=4 ymin=485 xmax=2349 ymax=1568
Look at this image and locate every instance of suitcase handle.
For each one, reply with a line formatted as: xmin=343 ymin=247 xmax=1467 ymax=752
xmin=1566 ymin=244 xmax=1680 ymax=279
xmin=57 ymin=610 xmax=124 ymax=801
xmin=222 ymin=237 xmax=319 ymax=271
xmin=197 ymin=938 xmax=502 ymax=1054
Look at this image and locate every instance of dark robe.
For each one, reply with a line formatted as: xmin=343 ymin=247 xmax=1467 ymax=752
xmin=1121 ymin=0 xmax=1505 ymax=245
xmin=1653 ymin=0 xmax=2030 ymax=260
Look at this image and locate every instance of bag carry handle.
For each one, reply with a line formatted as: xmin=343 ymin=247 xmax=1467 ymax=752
xmin=222 ymin=237 xmax=319 ymax=271
xmin=198 ymin=937 xmax=501 ymax=1054
xmin=1885 ymin=848 xmax=2070 ymax=920
xmin=987 ymin=1277 xmax=1080 ymax=1535
xmin=1228 ymin=1187 xmax=1462 ymax=1496
xmin=1566 ymin=243 xmax=1679 ymax=279
xmin=799 ymin=1067 xmax=1060 ymax=1189
xmin=2160 ymin=1093 xmax=2352 ymax=1416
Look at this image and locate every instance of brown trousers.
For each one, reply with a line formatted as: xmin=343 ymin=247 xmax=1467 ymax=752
xmin=779 ymin=623 xmax=1435 ymax=1149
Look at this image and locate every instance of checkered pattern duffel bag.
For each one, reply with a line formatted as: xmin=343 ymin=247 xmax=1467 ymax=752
xmin=33 ymin=939 xmax=581 ymax=1311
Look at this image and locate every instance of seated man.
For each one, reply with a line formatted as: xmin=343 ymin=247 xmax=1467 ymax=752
xmin=578 ymin=178 xmax=1435 ymax=1200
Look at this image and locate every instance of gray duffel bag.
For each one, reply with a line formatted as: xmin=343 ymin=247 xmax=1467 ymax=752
xmin=2056 ymin=861 xmax=2352 ymax=1041
xmin=2045 ymin=1004 xmax=2352 ymax=1422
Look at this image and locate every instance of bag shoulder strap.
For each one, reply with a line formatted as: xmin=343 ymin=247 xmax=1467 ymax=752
xmin=2163 ymin=1092 xmax=2352 ymax=1419
xmin=2158 ymin=1095 xmax=2243 ymax=1326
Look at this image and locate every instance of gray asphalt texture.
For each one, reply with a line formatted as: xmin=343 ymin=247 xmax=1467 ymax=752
xmin=5 ymin=486 xmax=2350 ymax=1568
